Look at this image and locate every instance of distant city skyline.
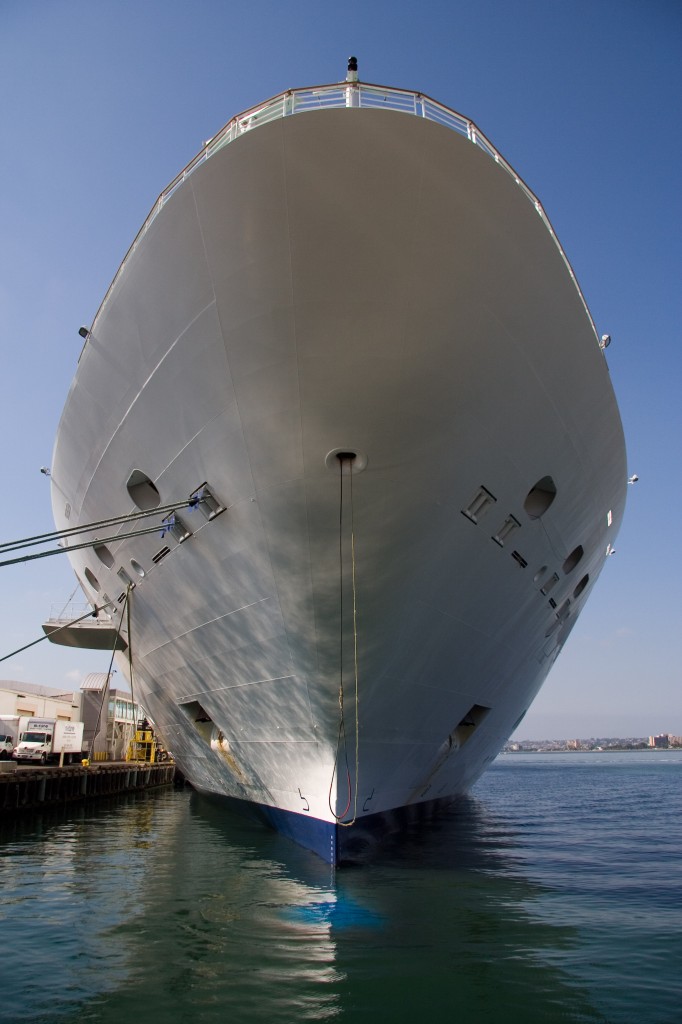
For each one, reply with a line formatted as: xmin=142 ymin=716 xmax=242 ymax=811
xmin=507 ymin=733 xmax=680 ymax=750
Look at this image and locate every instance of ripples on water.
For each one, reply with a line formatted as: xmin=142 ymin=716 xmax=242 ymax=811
xmin=1 ymin=751 xmax=680 ymax=1024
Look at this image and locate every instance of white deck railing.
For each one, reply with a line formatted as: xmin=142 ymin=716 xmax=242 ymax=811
xmin=86 ymin=81 xmax=597 ymax=348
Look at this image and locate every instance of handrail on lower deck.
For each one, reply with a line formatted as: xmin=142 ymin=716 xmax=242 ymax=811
xmin=83 ymin=81 xmax=598 ymax=355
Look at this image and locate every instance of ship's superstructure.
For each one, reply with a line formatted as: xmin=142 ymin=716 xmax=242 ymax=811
xmin=49 ymin=66 xmax=626 ymax=862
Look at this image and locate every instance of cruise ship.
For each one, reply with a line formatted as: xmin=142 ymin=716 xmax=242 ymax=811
xmin=47 ymin=61 xmax=627 ymax=863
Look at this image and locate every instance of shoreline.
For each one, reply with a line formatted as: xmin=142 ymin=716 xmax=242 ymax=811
xmin=503 ymin=746 xmax=680 ymax=754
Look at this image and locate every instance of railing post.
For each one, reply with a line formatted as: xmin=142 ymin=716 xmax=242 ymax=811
xmin=346 ymin=83 xmax=360 ymax=108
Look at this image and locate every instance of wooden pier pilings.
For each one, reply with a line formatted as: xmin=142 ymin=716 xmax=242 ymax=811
xmin=0 ymin=762 xmax=176 ymax=814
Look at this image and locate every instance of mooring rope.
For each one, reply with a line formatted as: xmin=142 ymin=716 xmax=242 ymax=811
xmin=328 ymin=455 xmax=360 ymax=827
xmin=91 ymin=593 xmax=129 ymax=755
xmin=125 ymin=584 xmax=137 ymax=729
xmin=0 ymin=499 xmax=196 ymax=555
xmin=329 ymin=458 xmax=352 ymax=821
xmin=348 ymin=460 xmax=360 ymax=824
xmin=58 ymin=584 xmax=81 ymax=619
xmin=0 ymin=522 xmax=174 ymax=569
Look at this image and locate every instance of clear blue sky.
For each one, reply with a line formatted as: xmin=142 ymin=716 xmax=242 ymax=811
xmin=0 ymin=0 xmax=680 ymax=739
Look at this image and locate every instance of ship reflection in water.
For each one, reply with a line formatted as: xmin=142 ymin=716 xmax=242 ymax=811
xmin=0 ymin=770 xmax=646 ymax=1024
xmin=280 ymin=892 xmax=384 ymax=931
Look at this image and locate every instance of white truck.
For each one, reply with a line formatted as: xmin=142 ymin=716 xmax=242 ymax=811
xmin=0 ymin=715 xmax=20 ymax=759
xmin=12 ymin=718 xmax=86 ymax=765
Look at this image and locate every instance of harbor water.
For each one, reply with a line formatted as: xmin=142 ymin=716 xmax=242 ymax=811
xmin=1 ymin=750 xmax=680 ymax=1023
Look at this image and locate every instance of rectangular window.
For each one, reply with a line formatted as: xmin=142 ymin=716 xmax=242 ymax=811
xmin=190 ymin=483 xmax=226 ymax=522
xmin=117 ymin=568 xmax=135 ymax=588
xmin=461 ymin=486 xmax=496 ymax=524
xmin=492 ymin=514 xmax=520 ymax=547
xmin=540 ymin=572 xmax=560 ymax=595
xmin=177 ymin=700 xmax=214 ymax=744
xmin=162 ymin=513 xmax=191 ymax=544
xmin=451 ymin=704 xmax=491 ymax=749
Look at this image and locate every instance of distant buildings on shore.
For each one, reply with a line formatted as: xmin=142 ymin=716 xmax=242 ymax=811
xmin=648 ymin=733 xmax=677 ymax=749
xmin=505 ymin=733 xmax=681 ymax=752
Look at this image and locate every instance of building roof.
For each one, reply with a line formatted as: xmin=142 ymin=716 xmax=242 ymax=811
xmin=0 ymin=679 xmax=76 ymax=702
xmin=81 ymin=673 xmax=111 ymax=692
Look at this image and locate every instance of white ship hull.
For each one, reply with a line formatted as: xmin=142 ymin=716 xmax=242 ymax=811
xmin=50 ymin=81 xmax=626 ymax=862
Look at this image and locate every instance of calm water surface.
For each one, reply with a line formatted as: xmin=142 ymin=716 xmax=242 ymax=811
xmin=1 ymin=751 xmax=680 ymax=1023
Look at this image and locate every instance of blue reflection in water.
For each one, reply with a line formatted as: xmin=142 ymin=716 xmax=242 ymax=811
xmin=283 ymin=894 xmax=384 ymax=930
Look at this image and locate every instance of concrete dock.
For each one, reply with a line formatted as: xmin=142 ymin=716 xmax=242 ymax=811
xmin=0 ymin=761 xmax=176 ymax=813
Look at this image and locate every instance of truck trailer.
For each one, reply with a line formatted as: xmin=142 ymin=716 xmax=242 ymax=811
xmin=12 ymin=718 xmax=86 ymax=765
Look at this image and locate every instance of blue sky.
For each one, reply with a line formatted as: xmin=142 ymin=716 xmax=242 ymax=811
xmin=0 ymin=0 xmax=680 ymax=739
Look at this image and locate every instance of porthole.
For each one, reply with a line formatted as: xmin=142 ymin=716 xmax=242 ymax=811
xmin=523 ymin=476 xmax=557 ymax=519
xmin=562 ymin=545 xmax=584 ymax=575
xmin=94 ymin=543 xmax=115 ymax=569
xmin=573 ymin=574 xmax=589 ymax=599
xmin=130 ymin=559 xmax=146 ymax=578
xmin=126 ymin=469 xmax=161 ymax=510
xmin=533 ymin=565 xmax=548 ymax=584
xmin=84 ymin=567 xmax=101 ymax=593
